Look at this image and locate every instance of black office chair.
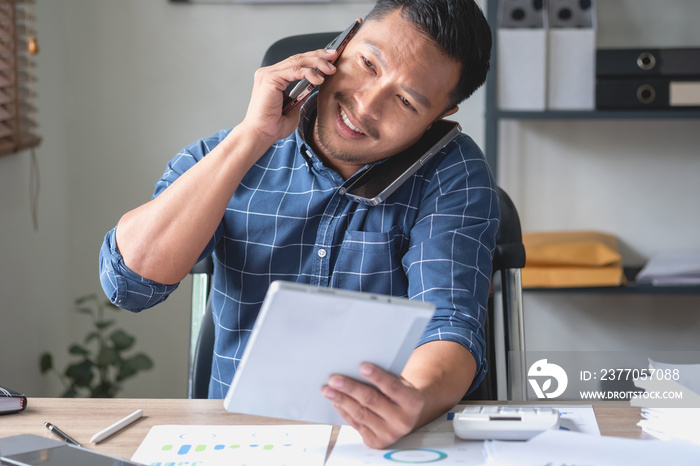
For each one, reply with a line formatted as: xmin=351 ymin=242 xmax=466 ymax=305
xmin=188 ymin=256 xmax=215 ymax=399
xmin=464 ymin=187 xmax=526 ymax=401
xmin=187 ymin=33 xmax=527 ymax=401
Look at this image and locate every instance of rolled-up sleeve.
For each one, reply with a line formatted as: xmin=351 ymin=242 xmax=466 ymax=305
xmin=98 ymin=129 xmax=231 ymax=312
xmin=99 ymin=227 xmax=179 ymax=312
xmin=403 ymin=135 xmax=500 ymax=394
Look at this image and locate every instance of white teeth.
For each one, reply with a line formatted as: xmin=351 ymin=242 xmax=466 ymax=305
xmin=340 ymin=108 xmax=363 ymax=134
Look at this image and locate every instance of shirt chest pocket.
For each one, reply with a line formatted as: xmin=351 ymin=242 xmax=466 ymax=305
xmin=330 ymin=225 xmax=409 ymax=295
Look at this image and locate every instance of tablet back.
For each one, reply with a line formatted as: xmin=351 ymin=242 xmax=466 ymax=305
xmin=223 ymin=281 xmax=435 ymax=425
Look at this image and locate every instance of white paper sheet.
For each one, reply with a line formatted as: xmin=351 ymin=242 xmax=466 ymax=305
xmin=131 ymin=424 xmax=332 ymax=466
xmin=484 ymin=429 xmax=700 ymax=466
xmin=633 ymin=359 xmax=700 ymax=443
xmin=325 ymin=405 xmax=599 ymax=466
xmin=326 ymin=426 xmax=486 ymax=466
xmin=636 ymin=253 xmax=700 ymax=285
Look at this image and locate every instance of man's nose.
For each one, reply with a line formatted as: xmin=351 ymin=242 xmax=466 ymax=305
xmin=353 ymin=83 xmax=387 ymax=121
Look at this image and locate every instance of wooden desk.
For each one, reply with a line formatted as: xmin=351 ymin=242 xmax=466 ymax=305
xmin=0 ymin=398 xmax=645 ymax=461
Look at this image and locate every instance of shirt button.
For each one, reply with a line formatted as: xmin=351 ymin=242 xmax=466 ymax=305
xmin=317 ymin=248 xmax=327 ymax=258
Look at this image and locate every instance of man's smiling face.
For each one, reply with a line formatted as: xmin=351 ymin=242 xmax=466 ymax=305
xmin=310 ymin=10 xmax=461 ymax=180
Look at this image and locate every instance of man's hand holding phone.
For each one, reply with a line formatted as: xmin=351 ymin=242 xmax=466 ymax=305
xmin=241 ymin=48 xmax=338 ymax=147
xmin=240 ymin=19 xmax=361 ymax=148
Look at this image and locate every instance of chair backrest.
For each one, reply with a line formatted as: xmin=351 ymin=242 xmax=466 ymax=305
xmin=262 ymin=32 xmax=338 ymax=69
xmin=465 ymin=187 xmax=526 ymax=400
xmin=188 ymin=256 xmax=214 ymax=399
xmin=493 ymin=188 xmax=526 ymax=271
xmin=187 ymin=33 xmax=527 ymax=401
xmin=494 ymin=187 xmax=527 ymax=401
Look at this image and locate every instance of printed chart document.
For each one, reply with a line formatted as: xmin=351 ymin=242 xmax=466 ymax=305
xmin=325 ymin=405 xmax=599 ymax=466
xmin=131 ymin=424 xmax=331 ymax=466
xmin=326 ymin=425 xmax=486 ymax=466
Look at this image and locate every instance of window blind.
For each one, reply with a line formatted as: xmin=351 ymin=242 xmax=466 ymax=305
xmin=0 ymin=0 xmax=39 ymax=157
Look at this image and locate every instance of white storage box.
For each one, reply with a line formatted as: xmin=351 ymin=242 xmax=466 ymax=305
xmin=497 ymin=0 xmax=548 ymax=111
xmin=547 ymin=0 xmax=597 ymax=110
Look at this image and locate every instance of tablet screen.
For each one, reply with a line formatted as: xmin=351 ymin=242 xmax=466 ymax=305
xmin=2 ymin=445 xmax=143 ymax=466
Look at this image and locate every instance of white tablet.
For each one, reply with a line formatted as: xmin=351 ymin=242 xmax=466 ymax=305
xmin=223 ymin=281 xmax=435 ymax=425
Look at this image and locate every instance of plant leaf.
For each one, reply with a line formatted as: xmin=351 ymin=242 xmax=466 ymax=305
xmin=96 ymin=320 xmax=115 ymax=330
xmin=85 ymin=331 xmax=99 ymax=344
xmin=91 ymin=381 xmax=116 ymax=398
xmin=109 ymin=329 xmax=135 ymax=351
xmin=117 ymin=364 xmax=137 ymax=381
xmin=65 ymin=360 xmax=94 ymax=387
xmin=39 ymin=353 xmax=53 ymax=373
xmin=76 ymin=306 xmax=94 ymax=316
xmin=75 ymin=294 xmax=97 ymax=306
xmin=69 ymin=344 xmax=90 ymax=356
xmin=62 ymin=387 xmax=79 ymax=398
xmin=97 ymin=347 xmax=119 ymax=366
xmin=117 ymin=353 xmax=154 ymax=381
xmin=129 ymin=353 xmax=154 ymax=370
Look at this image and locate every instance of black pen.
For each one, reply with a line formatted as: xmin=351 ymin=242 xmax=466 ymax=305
xmin=44 ymin=421 xmax=82 ymax=447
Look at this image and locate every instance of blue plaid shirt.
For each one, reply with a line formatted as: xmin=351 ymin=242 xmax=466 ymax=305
xmin=99 ymin=95 xmax=500 ymax=398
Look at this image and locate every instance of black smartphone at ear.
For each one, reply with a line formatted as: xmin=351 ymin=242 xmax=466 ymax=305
xmin=344 ymin=120 xmax=462 ymax=206
xmin=281 ymin=20 xmax=362 ymax=115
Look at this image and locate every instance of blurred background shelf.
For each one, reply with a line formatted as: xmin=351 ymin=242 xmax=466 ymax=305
xmin=524 ymin=267 xmax=700 ymax=295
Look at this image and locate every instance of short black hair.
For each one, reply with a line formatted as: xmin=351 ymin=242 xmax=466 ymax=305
xmin=365 ymin=0 xmax=491 ymax=107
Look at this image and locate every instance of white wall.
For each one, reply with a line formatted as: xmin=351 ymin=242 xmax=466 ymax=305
xmin=0 ymin=1 xmax=72 ymax=398
xmin=0 ymin=0 xmax=486 ymax=398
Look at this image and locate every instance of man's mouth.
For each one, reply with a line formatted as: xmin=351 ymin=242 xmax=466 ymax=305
xmin=339 ymin=107 xmax=365 ymax=135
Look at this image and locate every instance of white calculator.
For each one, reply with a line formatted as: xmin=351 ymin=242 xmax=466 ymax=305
xmin=453 ymin=406 xmax=560 ymax=441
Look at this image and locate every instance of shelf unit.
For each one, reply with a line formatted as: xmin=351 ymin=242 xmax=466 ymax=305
xmin=483 ymin=0 xmax=700 ymax=296
xmin=525 ymin=268 xmax=700 ymax=295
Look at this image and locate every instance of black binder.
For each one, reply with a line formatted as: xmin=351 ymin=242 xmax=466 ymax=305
xmin=597 ymin=48 xmax=700 ymax=77
xmin=596 ymin=78 xmax=700 ymax=109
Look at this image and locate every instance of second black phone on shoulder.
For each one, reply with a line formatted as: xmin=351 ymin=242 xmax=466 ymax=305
xmin=344 ymin=120 xmax=462 ymax=206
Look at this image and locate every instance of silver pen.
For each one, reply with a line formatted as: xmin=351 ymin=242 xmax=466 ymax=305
xmin=44 ymin=421 xmax=82 ymax=447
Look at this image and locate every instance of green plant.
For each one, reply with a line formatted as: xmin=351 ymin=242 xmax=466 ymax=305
xmin=39 ymin=294 xmax=154 ymax=397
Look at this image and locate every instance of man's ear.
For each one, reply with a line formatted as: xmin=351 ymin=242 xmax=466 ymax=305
xmin=441 ymin=105 xmax=459 ymax=119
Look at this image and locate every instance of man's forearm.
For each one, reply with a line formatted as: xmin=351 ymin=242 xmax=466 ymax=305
xmin=115 ymin=124 xmax=272 ymax=285
xmin=402 ymin=340 xmax=477 ymax=428
xmin=114 ymin=48 xmax=339 ymax=286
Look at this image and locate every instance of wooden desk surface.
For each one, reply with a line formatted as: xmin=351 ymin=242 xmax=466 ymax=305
xmin=0 ymin=398 xmax=645 ymax=461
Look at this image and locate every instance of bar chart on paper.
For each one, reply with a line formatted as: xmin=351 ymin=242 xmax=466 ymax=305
xmin=131 ymin=424 xmax=332 ymax=466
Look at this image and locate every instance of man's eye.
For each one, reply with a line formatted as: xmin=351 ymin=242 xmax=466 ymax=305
xmin=362 ymin=57 xmax=374 ymax=69
xmin=399 ymin=96 xmax=413 ymax=108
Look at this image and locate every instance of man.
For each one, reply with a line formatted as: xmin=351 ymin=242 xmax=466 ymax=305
xmin=100 ymin=0 xmax=497 ymax=449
